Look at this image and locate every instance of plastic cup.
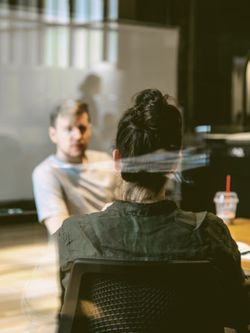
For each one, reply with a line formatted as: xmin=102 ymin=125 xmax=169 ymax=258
xmin=213 ymin=191 xmax=239 ymax=223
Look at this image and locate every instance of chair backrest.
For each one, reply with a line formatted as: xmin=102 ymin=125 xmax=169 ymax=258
xmin=58 ymin=258 xmax=233 ymax=333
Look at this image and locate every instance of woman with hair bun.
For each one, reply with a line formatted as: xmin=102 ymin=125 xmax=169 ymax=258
xmin=58 ymin=89 xmax=249 ymax=329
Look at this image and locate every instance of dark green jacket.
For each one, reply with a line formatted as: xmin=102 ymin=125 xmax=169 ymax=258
xmin=57 ymin=200 xmax=244 ymax=291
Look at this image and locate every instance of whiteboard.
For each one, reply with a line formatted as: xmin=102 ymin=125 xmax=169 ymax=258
xmin=0 ymin=21 xmax=179 ymax=201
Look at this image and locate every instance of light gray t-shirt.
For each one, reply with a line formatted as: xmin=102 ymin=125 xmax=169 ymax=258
xmin=32 ymin=150 xmax=119 ymax=223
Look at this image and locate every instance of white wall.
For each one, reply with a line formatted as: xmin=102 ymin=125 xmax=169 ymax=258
xmin=0 ymin=21 xmax=179 ymax=201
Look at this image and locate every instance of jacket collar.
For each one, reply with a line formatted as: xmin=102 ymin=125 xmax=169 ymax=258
xmin=106 ymin=200 xmax=177 ymax=217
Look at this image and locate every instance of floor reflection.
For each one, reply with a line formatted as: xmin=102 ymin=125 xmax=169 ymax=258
xmin=0 ymin=223 xmax=60 ymax=333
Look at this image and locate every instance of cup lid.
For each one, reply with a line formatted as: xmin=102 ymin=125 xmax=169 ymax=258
xmin=213 ymin=191 xmax=239 ymax=202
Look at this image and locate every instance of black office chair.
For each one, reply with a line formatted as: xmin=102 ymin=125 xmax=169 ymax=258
xmin=58 ymin=258 xmax=248 ymax=333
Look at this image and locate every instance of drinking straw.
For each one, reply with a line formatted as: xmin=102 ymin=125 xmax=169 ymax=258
xmin=225 ymin=174 xmax=231 ymax=206
xmin=226 ymin=174 xmax=231 ymax=193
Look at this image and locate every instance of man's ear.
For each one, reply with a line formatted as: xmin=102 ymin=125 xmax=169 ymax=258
xmin=113 ymin=149 xmax=121 ymax=171
xmin=48 ymin=126 xmax=57 ymax=144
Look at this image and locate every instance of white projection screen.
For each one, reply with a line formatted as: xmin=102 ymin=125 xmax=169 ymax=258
xmin=0 ymin=21 xmax=179 ymax=201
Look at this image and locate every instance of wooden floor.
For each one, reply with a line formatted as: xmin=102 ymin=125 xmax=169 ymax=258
xmin=0 ymin=222 xmax=60 ymax=333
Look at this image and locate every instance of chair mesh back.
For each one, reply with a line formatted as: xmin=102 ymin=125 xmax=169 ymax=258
xmin=88 ymin=277 xmax=176 ymax=332
xmin=73 ymin=274 xmax=223 ymax=333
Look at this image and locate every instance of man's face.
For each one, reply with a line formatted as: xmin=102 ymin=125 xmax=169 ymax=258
xmin=49 ymin=113 xmax=91 ymax=163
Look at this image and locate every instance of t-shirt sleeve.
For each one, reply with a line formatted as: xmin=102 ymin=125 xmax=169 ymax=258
xmin=32 ymin=164 xmax=69 ymax=223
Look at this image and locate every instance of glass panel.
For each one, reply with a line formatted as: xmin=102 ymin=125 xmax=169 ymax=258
xmin=27 ymin=0 xmax=39 ymax=19
xmin=44 ymin=27 xmax=69 ymax=67
xmin=89 ymin=30 xmax=103 ymax=65
xmin=26 ymin=30 xmax=39 ymax=66
xmin=74 ymin=0 xmax=103 ymax=23
xmin=90 ymin=0 xmax=103 ymax=21
xmin=108 ymin=0 xmax=118 ymax=20
xmin=44 ymin=0 xmax=69 ymax=23
xmin=44 ymin=0 xmax=57 ymax=22
xmin=0 ymin=23 xmax=10 ymax=64
xmin=44 ymin=27 xmax=57 ymax=66
xmin=71 ymin=29 xmax=89 ymax=68
xmin=16 ymin=0 xmax=39 ymax=19
xmin=0 ymin=22 xmax=179 ymax=201
xmin=0 ymin=1 xmax=10 ymax=17
xmin=56 ymin=0 xmax=69 ymax=23
xmin=12 ymin=30 xmax=26 ymax=65
xmin=107 ymin=30 xmax=118 ymax=63
xmin=57 ymin=27 xmax=69 ymax=67
xmin=74 ymin=0 xmax=90 ymax=23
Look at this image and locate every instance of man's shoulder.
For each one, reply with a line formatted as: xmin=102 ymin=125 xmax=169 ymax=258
xmin=86 ymin=149 xmax=112 ymax=162
xmin=32 ymin=155 xmax=57 ymax=178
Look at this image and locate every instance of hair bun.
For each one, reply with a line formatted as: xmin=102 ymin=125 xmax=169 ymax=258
xmin=115 ymin=88 xmax=182 ymax=192
xmin=129 ymin=89 xmax=169 ymax=134
xmin=133 ymin=89 xmax=166 ymax=113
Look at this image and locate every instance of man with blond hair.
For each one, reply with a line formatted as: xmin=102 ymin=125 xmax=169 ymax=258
xmin=32 ymin=100 xmax=118 ymax=235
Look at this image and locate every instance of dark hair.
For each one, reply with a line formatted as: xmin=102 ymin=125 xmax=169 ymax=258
xmin=115 ymin=89 xmax=182 ymax=193
xmin=50 ymin=100 xmax=90 ymax=127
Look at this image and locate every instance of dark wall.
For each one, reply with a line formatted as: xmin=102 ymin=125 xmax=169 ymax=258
xmin=118 ymin=0 xmax=250 ymax=130
xmin=119 ymin=0 xmax=186 ymax=25
xmin=192 ymin=0 xmax=250 ymax=128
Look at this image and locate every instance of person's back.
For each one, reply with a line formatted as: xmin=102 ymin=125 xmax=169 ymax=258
xmin=58 ymin=200 xmax=242 ymax=283
xmin=57 ymin=89 xmax=249 ymax=328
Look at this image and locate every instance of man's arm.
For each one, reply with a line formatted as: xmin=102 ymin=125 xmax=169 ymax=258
xmin=32 ymin=164 xmax=69 ymax=234
xmin=44 ymin=214 xmax=69 ymax=235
